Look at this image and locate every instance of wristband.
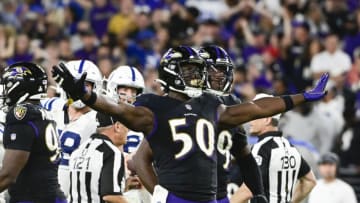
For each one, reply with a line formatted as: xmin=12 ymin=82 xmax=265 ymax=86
xmin=83 ymin=91 xmax=97 ymax=106
xmin=281 ymin=95 xmax=294 ymax=111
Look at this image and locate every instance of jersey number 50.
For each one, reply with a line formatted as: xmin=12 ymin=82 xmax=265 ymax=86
xmin=169 ymin=118 xmax=215 ymax=159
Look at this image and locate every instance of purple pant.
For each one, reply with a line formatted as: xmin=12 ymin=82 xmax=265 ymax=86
xmin=166 ymin=192 xmax=217 ymax=203
xmin=217 ymin=197 xmax=230 ymax=203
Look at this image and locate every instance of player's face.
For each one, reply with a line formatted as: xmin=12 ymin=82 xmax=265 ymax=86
xmin=249 ymin=118 xmax=267 ymax=135
xmin=117 ymin=86 xmax=138 ymax=104
xmin=180 ymin=62 xmax=204 ymax=88
xmin=208 ymin=65 xmax=227 ymax=91
xmin=84 ymin=81 xmax=94 ymax=92
xmin=318 ymin=163 xmax=337 ymax=180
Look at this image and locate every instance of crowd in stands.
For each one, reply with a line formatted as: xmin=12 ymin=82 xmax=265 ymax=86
xmin=1 ymin=0 xmax=360 ymax=200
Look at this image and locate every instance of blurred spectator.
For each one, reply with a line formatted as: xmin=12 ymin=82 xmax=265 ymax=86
xmin=58 ymin=37 xmax=74 ymax=61
xmin=347 ymin=47 xmax=360 ymax=91
xmin=168 ymin=3 xmax=199 ymax=45
xmin=322 ymin=0 xmax=349 ymax=38
xmin=89 ymin=0 xmax=117 ymax=40
xmin=316 ymin=80 xmax=346 ymax=148
xmin=192 ymin=19 xmax=222 ymax=47
xmin=74 ymin=30 xmax=98 ymax=62
xmin=310 ymin=33 xmax=351 ymax=80
xmin=97 ymin=57 xmax=113 ymax=78
xmin=143 ymin=68 xmax=163 ymax=95
xmin=335 ymin=93 xmax=360 ymax=171
xmin=0 ymin=1 xmax=21 ymax=30
xmin=63 ymin=1 xmax=85 ymax=35
xmin=0 ymin=25 xmax=15 ymax=61
xmin=186 ymin=0 xmax=227 ymax=20
xmin=307 ymin=1 xmax=330 ymax=37
xmin=281 ymin=12 xmax=313 ymax=92
xmin=238 ymin=18 xmax=267 ymax=63
xmin=7 ymin=33 xmax=33 ymax=65
xmin=344 ymin=8 xmax=360 ymax=61
xmin=108 ymin=0 xmax=137 ymax=37
xmin=308 ymin=152 xmax=357 ymax=203
xmin=279 ymin=103 xmax=334 ymax=155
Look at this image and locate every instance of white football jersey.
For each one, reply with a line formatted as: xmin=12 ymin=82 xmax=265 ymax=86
xmin=42 ymin=97 xmax=98 ymax=197
xmin=123 ymin=130 xmax=144 ymax=153
xmin=58 ymin=110 xmax=97 ymax=197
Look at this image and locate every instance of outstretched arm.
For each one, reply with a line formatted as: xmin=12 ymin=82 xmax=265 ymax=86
xmin=218 ymin=94 xmax=304 ymax=129
xmin=82 ymin=93 xmax=154 ymax=135
xmin=218 ymin=73 xmax=329 ymax=129
xmin=133 ymin=139 xmax=158 ymax=193
xmin=52 ymin=63 xmax=154 ymax=135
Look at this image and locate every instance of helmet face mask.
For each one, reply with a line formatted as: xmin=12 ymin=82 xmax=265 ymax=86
xmin=1 ymin=62 xmax=48 ymax=107
xmin=158 ymin=46 xmax=207 ymax=98
xmin=199 ymin=45 xmax=234 ymax=96
xmin=106 ymin=66 xmax=145 ymax=104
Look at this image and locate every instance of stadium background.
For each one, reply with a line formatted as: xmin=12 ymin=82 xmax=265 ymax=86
xmin=0 ymin=0 xmax=360 ymax=201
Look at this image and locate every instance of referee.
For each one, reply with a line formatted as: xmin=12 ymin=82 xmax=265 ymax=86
xmin=249 ymin=94 xmax=317 ymax=203
xmin=68 ymin=112 xmax=129 ymax=203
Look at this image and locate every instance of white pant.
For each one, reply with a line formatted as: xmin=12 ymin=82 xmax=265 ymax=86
xmin=151 ymin=185 xmax=169 ymax=203
xmin=58 ymin=166 xmax=70 ymax=198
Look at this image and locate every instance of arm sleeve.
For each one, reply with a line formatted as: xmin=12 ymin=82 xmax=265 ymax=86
xmin=100 ymin=151 xmax=125 ymax=196
xmin=3 ymin=123 xmax=35 ymax=151
xmin=297 ymin=157 xmax=311 ymax=179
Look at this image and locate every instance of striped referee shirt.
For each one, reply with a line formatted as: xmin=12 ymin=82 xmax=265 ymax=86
xmin=69 ymin=133 xmax=126 ymax=203
xmin=251 ymin=131 xmax=310 ymax=203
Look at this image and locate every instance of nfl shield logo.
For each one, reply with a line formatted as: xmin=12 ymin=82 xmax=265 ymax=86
xmin=14 ymin=105 xmax=27 ymax=120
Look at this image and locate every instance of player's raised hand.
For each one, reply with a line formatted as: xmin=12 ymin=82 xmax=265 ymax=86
xmin=303 ymin=72 xmax=329 ymax=101
xmin=52 ymin=62 xmax=87 ymax=101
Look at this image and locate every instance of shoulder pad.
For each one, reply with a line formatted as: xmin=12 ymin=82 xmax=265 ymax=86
xmin=6 ymin=103 xmax=45 ymax=124
xmin=41 ymin=97 xmax=67 ymax=111
xmin=134 ymin=94 xmax=157 ymax=107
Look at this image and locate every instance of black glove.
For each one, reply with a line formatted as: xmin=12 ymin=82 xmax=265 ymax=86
xmin=250 ymin=195 xmax=268 ymax=203
xmin=52 ymin=62 xmax=87 ymax=101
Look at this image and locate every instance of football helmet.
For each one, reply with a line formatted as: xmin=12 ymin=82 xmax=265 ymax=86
xmin=65 ymin=60 xmax=103 ymax=109
xmin=106 ymin=65 xmax=145 ymax=103
xmin=1 ymin=62 xmax=47 ymax=107
xmin=199 ymin=45 xmax=233 ymax=96
xmin=157 ymin=45 xmax=207 ymax=98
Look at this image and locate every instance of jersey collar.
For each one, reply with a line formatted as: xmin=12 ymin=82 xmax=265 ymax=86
xmin=258 ymin=131 xmax=282 ymax=141
xmin=91 ymin=133 xmax=113 ymax=143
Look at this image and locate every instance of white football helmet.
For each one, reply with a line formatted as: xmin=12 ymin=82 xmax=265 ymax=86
xmin=106 ymin=66 xmax=145 ymax=103
xmin=65 ymin=60 xmax=103 ymax=109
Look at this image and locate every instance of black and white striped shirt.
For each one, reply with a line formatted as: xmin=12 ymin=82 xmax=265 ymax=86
xmin=69 ymin=133 xmax=126 ymax=203
xmin=251 ymin=131 xmax=310 ymax=203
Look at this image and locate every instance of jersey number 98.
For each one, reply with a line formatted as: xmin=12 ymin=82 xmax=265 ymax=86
xmin=45 ymin=123 xmax=61 ymax=163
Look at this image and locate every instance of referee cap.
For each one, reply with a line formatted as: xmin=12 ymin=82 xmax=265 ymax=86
xmin=253 ymin=93 xmax=281 ymax=120
xmin=96 ymin=112 xmax=115 ymax=128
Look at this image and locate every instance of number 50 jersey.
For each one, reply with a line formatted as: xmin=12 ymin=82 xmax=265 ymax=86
xmin=134 ymin=93 xmax=221 ymax=202
xmin=4 ymin=103 xmax=64 ymax=202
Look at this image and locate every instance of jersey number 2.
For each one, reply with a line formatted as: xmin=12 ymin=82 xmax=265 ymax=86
xmin=169 ymin=118 xmax=215 ymax=159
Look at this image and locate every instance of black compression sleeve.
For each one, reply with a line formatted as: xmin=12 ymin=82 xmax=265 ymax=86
xmin=236 ymin=153 xmax=265 ymax=196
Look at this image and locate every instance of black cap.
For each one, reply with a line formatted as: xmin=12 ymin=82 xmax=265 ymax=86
xmin=318 ymin=152 xmax=339 ymax=165
xmin=96 ymin=112 xmax=115 ymax=128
